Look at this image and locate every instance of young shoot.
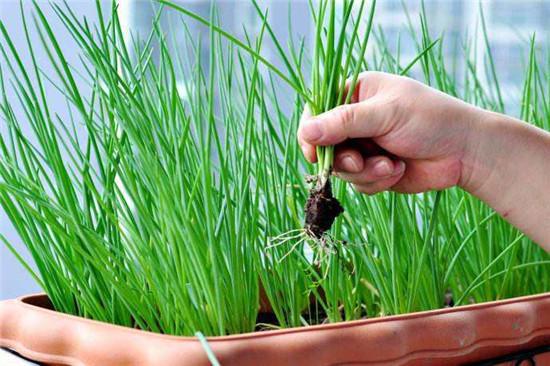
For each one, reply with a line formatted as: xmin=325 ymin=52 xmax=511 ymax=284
xmin=303 ymin=0 xmax=375 ymax=239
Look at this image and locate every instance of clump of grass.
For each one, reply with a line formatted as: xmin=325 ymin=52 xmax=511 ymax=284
xmin=0 ymin=1 xmax=268 ymax=335
xmin=165 ymin=0 xmax=373 ymax=240
xmin=0 ymin=0 xmax=548 ymax=337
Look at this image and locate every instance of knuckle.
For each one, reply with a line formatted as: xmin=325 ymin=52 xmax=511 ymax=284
xmin=374 ymin=95 xmax=401 ymax=132
xmin=359 ymin=70 xmax=382 ymax=82
xmin=334 ymin=104 xmax=355 ymax=131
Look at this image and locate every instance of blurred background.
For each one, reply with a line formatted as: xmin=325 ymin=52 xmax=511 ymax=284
xmin=1 ymin=0 xmax=549 ymax=300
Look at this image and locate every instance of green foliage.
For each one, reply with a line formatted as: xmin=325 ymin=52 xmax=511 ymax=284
xmin=0 ymin=0 xmax=548 ymax=336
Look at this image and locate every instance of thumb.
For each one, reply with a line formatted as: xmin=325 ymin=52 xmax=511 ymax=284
xmin=298 ymin=98 xmax=391 ymax=146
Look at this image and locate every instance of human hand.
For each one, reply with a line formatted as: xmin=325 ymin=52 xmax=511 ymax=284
xmin=298 ymin=71 xmax=550 ymax=250
xmin=298 ymin=71 xmax=485 ymax=194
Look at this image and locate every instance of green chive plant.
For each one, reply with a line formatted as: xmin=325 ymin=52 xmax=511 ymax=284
xmin=0 ymin=0 xmax=548 ymax=336
xmin=300 ymin=0 xmax=376 ymax=239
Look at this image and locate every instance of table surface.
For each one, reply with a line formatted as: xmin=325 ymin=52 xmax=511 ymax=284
xmin=0 ymin=348 xmax=39 ymax=365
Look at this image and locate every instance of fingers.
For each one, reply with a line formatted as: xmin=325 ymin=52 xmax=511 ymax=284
xmin=334 ymin=148 xmax=364 ymax=173
xmin=298 ymin=97 xmax=392 ymax=147
xmin=354 ymin=173 xmax=404 ymax=195
xmin=335 ymin=155 xmax=406 ymax=195
xmin=338 ymin=155 xmax=405 ymax=183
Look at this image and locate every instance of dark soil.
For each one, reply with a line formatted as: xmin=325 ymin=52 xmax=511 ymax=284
xmin=255 ymin=312 xmax=281 ymax=331
xmin=255 ymin=304 xmax=330 ymax=331
xmin=256 ymin=289 xmax=458 ymax=331
xmin=444 ymin=288 xmax=454 ymax=308
xmin=304 ymin=178 xmax=344 ymax=238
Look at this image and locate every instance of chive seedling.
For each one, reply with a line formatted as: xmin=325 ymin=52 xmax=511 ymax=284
xmin=302 ymin=0 xmax=375 ymax=239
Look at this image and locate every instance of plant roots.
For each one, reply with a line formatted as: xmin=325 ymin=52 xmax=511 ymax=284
xmin=304 ymin=177 xmax=344 ymax=238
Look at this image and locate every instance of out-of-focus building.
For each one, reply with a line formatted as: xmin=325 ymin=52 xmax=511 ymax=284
xmin=374 ymin=0 xmax=549 ymax=110
xmin=126 ymin=0 xmax=549 ymax=109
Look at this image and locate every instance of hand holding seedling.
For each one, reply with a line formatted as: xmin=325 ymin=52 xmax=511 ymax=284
xmin=298 ymin=71 xmax=550 ymax=251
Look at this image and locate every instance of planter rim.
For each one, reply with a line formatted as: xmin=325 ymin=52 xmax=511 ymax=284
xmin=12 ymin=291 xmax=550 ymax=341
xmin=2 ymin=291 xmax=549 ymax=366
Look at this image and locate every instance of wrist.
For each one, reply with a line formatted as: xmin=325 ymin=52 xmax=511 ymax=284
xmin=459 ymin=109 xmax=549 ymax=211
xmin=458 ymin=110 xmax=550 ymax=249
xmin=457 ymin=108 xmax=500 ymax=195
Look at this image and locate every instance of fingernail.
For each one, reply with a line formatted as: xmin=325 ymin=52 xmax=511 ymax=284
xmin=392 ymin=160 xmax=406 ymax=175
xmin=341 ymin=155 xmax=360 ymax=173
xmin=373 ymin=160 xmax=392 ymax=177
xmin=301 ymin=119 xmax=322 ymax=142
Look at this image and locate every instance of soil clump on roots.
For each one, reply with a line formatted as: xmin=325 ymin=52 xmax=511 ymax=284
xmin=305 ymin=178 xmax=344 ymax=238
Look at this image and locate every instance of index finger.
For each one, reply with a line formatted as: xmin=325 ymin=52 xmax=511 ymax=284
xmin=298 ymin=104 xmax=317 ymax=163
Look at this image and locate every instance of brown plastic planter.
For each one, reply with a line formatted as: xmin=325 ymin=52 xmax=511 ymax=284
xmin=1 ymin=293 xmax=549 ymax=366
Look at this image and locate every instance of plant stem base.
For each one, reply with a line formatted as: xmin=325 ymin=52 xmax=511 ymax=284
xmin=304 ymin=178 xmax=344 ymax=238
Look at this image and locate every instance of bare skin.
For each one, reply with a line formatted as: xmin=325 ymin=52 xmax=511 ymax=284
xmin=298 ymin=71 xmax=550 ymax=252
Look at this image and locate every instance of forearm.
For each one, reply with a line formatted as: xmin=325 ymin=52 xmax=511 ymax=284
xmin=460 ymin=111 xmax=550 ymax=251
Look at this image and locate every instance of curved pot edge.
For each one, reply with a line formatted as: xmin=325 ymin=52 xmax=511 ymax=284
xmin=11 ymin=292 xmax=550 ymax=341
xmin=1 ymin=339 xmax=82 ymax=366
xmin=369 ymin=331 xmax=550 ymax=366
xmin=1 ymin=292 xmax=549 ymax=366
xmin=2 ymin=327 xmax=549 ymax=366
